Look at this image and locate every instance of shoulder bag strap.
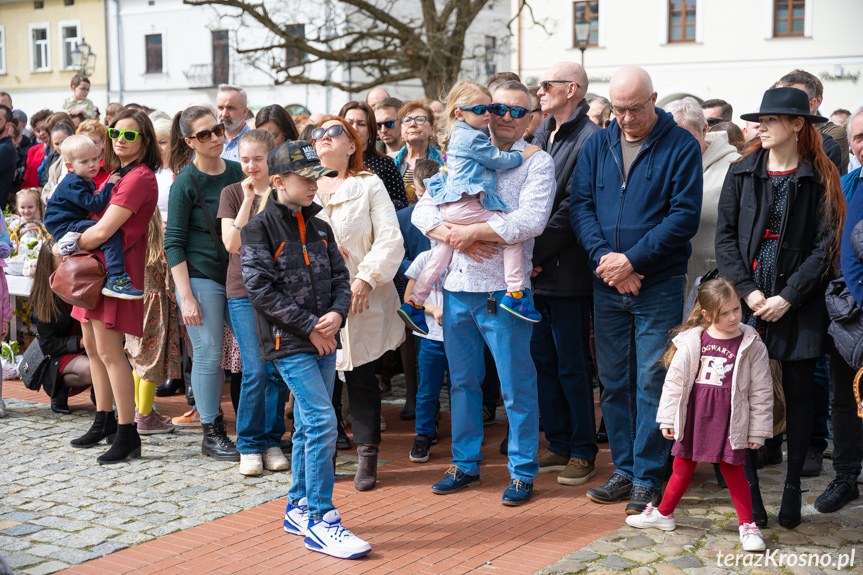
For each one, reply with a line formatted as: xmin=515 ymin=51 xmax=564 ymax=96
xmin=185 ymin=171 xmax=228 ymax=274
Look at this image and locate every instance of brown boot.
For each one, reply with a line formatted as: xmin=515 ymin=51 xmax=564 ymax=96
xmin=355 ymin=444 xmax=379 ymax=491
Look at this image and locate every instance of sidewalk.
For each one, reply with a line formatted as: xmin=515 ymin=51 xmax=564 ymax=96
xmin=3 ymin=375 xmax=863 ymax=574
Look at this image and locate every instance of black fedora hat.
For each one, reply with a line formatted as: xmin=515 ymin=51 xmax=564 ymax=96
xmin=740 ymin=87 xmax=827 ymax=123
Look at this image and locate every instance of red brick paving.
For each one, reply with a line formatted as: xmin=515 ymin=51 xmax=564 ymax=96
xmin=6 ymin=379 xmax=628 ymax=574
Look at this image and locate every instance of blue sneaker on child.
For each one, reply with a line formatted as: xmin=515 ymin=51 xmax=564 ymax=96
xmin=397 ymin=301 xmax=429 ymax=336
xmin=102 ymin=272 xmax=145 ymax=300
xmin=500 ymin=291 xmax=541 ymax=323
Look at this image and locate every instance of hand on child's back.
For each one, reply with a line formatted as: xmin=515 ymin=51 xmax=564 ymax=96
xmin=521 ymin=144 xmax=541 ymax=160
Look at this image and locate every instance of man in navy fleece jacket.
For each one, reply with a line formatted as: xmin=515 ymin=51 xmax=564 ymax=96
xmin=571 ymin=66 xmax=702 ymax=515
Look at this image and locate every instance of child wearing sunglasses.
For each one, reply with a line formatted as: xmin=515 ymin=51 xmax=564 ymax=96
xmin=398 ymin=79 xmax=541 ymax=334
xmin=43 ymin=135 xmax=145 ymax=299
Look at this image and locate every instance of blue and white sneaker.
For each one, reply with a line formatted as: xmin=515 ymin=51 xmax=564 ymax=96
xmin=304 ymin=509 xmax=371 ymax=559
xmin=397 ymin=301 xmax=429 ymax=335
xmin=500 ymin=291 xmax=541 ymax=323
xmin=102 ymin=272 xmax=145 ymax=300
xmin=283 ymin=497 xmax=308 ymax=536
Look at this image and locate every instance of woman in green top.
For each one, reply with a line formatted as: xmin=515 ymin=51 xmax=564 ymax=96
xmin=165 ymin=105 xmax=244 ymax=461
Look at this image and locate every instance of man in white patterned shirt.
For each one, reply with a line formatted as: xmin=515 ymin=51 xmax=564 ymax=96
xmin=412 ymin=80 xmax=556 ymax=506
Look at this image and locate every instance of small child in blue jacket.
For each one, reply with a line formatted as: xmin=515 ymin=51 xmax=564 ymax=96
xmin=44 ymin=135 xmax=143 ymax=299
xmin=398 ymin=79 xmax=540 ymax=334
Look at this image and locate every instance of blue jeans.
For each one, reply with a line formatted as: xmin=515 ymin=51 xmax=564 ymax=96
xmin=274 ymin=352 xmax=338 ymax=521
xmin=415 ymin=336 xmax=449 ymax=437
xmin=443 ymin=290 xmax=539 ymax=482
xmin=180 ymin=278 xmax=231 ymax=425
xmin=531 ymin=295 xmax=598 ymax=462
xmin=593 ymin=276 xmax=684 ymax=491
xmin=228 ymin=297 xmax=287 ymax=454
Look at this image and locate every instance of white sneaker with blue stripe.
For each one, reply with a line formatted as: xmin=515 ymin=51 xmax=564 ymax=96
xmin=283 ymin=497 xmax=308 ymax=536
xmin=304 ymin=508 xmax=371 ymax=559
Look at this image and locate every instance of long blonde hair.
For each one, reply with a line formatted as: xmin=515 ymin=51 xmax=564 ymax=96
xmin=439 ymin=79 xmax=491 ymax=155
xmin=145 ymin=208 xmax=164 ymax=268
xmin=661 ymin=278 xmax=740 ymax=367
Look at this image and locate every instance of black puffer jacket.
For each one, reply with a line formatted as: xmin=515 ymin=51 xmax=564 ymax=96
xmin=34 ymin=299 xmax=84 ymax=398
xmin=241 ymin=199 xmax=352 ymax=362
xmin=715 ymin=148 xmax=832 ymax=361
xmin=530 ymin=99 xmax=600 ymax=297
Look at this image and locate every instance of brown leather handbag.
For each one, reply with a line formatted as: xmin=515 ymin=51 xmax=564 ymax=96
xmin=49 ymin=250 xmax=106 ymax=310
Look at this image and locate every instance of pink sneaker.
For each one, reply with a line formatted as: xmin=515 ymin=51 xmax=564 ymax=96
xmin=136 ymin=409 xmax=176 ymax=435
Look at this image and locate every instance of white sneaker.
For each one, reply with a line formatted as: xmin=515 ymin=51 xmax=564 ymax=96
xmin=262 ymin=446 xmax=290 ymax=471
xmin=0 ymin=398 xmax=6 ymax=418
xmin=283 ymin=497 xmax=308 ymax=536
xmin=739 ymin=522 xmax=766 ymax=552
xmin=304 ymin=509 xmax=371 ymax=559
xmin=625 ymin=503 xmax=676 ymax=531
xmin=239 ymin=453 xmax=263 ymax=476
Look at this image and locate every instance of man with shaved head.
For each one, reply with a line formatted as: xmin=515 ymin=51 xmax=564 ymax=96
xmin=366 ymin=87 xmax=390 ymax=109
xmin=529 ymin=61 xmax=601 ymax=488
xmin=571 ymin=66 xmax=703 ymax=515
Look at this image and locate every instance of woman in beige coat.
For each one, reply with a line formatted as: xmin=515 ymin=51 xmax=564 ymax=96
xmin=314 ymin=116 xmax=406 ymax=491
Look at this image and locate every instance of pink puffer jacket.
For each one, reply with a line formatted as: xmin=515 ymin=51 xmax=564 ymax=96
xmin=656 ymin=323 xmax=773 ymax=449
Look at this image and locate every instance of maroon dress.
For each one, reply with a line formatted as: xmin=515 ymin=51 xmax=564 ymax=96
xmin=71 ymin=164 xmax=158 ymax=337
xmin=671 ymin=330 xmax=745 ymax=465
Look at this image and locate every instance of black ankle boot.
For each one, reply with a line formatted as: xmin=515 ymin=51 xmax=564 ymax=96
xmin=595 ymin=417 xmax=608 ymax=444
xmin=336 ymin=415 xmax=352 ymax=451
xmin=97 ymin=423 xmax=141 ymax=465
xmin=749 ymin=480 xmax=768 ymax=527
xmin=185 ymin=382 xmax=195 ymax=406
xmin=51 ymin=385 xmax=71 ymax=414
xmin=778 ymin=483 xmax=806 ymax=529
xmin=71 ymin=410 xmax=117 ymax=448
xmin=201 ymin=415 xmax=240 ymax=461
xmin=713 ymin=463 xmax=727 ymax=489
xmin=155 ymin=379 xmax=185 ymax=397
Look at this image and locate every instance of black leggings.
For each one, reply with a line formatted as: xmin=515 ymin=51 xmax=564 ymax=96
xmin=344 ymin=361 xmax=382 ymax=445
xmin=781 ymin=358 xmax=817 ymax=487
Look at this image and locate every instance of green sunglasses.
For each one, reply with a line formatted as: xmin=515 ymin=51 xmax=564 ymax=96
xmin=108 ymin=128 xmax=141 ymax=142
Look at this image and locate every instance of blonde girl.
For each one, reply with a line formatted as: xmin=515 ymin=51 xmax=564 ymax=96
xmin=15 ymin=188 xmax=44 ymax=223
xmin=125 ymin=209 xmax=180 ymax=434
xmin=397 ymin=79 xmax=540 ymax=335
xmin=218 ymin=129 xmax=291 ymax=476
xmin=627 ymin=278 xmax=773 ymax=553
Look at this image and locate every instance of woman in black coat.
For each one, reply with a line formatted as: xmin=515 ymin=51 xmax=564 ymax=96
xmin=715 ymin=88 xmax=845 ymax=529
xmin=29 ymin=240 xmax=92 ymax=413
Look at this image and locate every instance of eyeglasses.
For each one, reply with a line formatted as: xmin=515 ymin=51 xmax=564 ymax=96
xmin=706 ymin=117 xmax=723 ymax=127
xmin=460 ymin=105 xmax=490 ymax=115
xmin=186 ymin=123 xmax=225 ymax=143
xmin=311 ymin=125 xmax=345 ymax=140
xmin=540 ymin=80 xmax=579 ymax=92
xmin=489 ymin=104 xmax=529 ymax=119
xmin=531 ymin=108 xmax=542 ymax=114
xmin=108 ymin=128 xmax=141 ymax=142
xmin=401 ymin=115 xmax=429 ymax=126
xmin=76 ymin=86 xmax=90 ymax=92
xmin=376 ymin=120 xmax=396 ymax=129
xmin=611 ymin=96 xmax=654 ymax=117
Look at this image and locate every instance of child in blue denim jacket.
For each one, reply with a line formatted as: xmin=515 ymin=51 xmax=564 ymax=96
xmin=398 ymin=79 xmax=541 ymax=335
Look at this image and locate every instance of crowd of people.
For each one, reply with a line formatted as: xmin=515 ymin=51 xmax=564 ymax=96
xmin=0 ymin=62 xmax=861 ymax=560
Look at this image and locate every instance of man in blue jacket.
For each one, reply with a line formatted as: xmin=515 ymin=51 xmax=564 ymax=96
xmin=571 ymin=66 xmax=703 ymax=515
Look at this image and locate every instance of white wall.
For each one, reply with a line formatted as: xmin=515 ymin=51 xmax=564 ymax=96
xmin=514 ymin=0 xmax=863 ymax=122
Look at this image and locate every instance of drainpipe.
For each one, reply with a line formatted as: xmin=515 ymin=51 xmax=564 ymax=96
xmin=103 ymin=0 xmax=111 ymax=103
xmin=114 ymin=0 xmax=124 ymax=103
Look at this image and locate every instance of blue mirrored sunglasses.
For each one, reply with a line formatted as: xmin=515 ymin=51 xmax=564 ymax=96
xmin=460 ymin=105 xmax=490 ymax=115
xmin=489 ymin=104 xmax=529 ymax=119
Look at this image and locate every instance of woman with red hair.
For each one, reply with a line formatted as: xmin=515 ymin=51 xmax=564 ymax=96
xmin=313 ymin=116 xmax=405 ymax=492
xmin=715 ymin=87 xmax=845 ymax=530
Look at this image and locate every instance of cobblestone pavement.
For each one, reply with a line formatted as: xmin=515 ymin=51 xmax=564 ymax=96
xmin=537 ymin=449 xmax=863 ymax=575
xmin=0 ymin=397 xmax=360 ymax=575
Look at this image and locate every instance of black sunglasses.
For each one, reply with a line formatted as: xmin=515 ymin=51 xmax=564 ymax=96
xmin=540 ymin=80 xmax=579 ymax=92
xmin=376 ymin=120 xmax=396 ymax=129
xmin=489 ymin=104 xmax=529 ymax=119
xmin=706 ymin=117 xmax=724 ymax=127
xmin=187 ymin=124 xmax=225 ymax=143
xmin=311 ymin=125 xmax=346 ymax=140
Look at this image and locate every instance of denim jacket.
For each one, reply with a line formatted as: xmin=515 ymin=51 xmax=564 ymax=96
xmin=424 ymin=121 xmax=522 ymax=212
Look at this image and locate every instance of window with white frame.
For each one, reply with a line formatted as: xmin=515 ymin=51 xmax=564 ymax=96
xmin=0 ymin=27 xmax=6 ymax=75
xmin=59 ymin=21 xmax=81 ymax=69
xmin=30 ymin=23 xmax=50 ymax=72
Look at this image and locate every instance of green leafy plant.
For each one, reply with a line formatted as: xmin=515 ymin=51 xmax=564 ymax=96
xmin=1 ymin=341 xmax=20 ymax=363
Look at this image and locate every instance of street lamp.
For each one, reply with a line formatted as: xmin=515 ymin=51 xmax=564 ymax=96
xmin=575 ymin=17 xmax=590 ymax=67
xmin=71 ymin=38 xmax=96 ymax=76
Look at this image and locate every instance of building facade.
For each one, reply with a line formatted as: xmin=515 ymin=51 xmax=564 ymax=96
xmin=514 ymin=0 xmax=863 ymax=121
xmin=0 ymin=0 xmax=108 ymax=114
